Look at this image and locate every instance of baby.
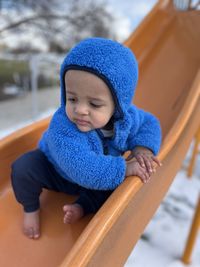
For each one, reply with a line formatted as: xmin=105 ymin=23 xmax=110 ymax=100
xmin=11 ymin=38 xmax=162 ymax=239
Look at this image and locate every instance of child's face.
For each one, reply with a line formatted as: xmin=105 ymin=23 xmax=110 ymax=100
xmin=65 ymin=70 xmax=115 ymax=132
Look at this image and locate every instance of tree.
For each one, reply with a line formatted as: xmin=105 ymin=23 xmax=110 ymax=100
xmin=0 ymin=0 xmax=117 ymax=52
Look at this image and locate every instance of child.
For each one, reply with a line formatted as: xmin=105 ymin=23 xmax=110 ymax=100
xmin=11 ymin=38 xmax=162 ymax=239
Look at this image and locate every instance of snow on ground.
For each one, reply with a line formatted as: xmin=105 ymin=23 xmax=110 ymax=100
xmin=125 ymin=143 xmax=200 ymax=267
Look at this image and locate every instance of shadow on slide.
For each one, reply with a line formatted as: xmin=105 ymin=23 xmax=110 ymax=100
xmin=0 ymin=1 xmax=199 ymax=266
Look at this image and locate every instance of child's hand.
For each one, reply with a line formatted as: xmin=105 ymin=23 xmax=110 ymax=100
xmin=125 ymin=159 xmax=150 ymax=184
xmin=126 ymin=146 xmax=162 ymax=175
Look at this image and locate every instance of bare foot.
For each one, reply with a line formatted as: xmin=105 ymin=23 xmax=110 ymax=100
xmin=63 ymin=204 xmax=84 ymax=224
xmin=23 ymin=210 xmax=40 ymax=239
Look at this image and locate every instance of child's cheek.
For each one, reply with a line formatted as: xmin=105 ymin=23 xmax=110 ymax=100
xmin=65 ymin=105 xmax=72 ymax=119
xmin=92 ymin=113 xmax=111 ymax=128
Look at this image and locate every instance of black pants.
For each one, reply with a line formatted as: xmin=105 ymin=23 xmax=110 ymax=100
xmin=11 ymin=149 xmax=112 ymax=215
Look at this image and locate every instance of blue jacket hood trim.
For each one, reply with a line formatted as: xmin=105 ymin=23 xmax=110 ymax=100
xmin=62 ymin=65 xmax=123 ymax=119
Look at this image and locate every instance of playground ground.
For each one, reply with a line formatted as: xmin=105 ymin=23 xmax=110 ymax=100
xmin=0 ymin=87 xmax=59 ymax=138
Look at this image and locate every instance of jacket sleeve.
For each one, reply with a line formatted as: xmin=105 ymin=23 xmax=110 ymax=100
xmin=43 ymin=132 xmax=126 ymax=191
xmin=127 ymin=108 xmax=162 ymax=155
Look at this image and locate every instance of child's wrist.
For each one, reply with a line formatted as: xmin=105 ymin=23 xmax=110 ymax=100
xmin=128 ymin=156 xmax=137 ymax=163
xmin=125 ymin=159 xmax=137 ymax=176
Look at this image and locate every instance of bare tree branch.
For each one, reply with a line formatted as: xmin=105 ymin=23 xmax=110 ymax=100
xmin=0 ymin=0 xmax=116 ymax=52
xmin=0 ymin=14 xmax=73 ymax=33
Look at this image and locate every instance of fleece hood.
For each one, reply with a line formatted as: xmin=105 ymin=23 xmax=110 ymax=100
xmin=60 ymin=37 xmax=138 ymax=119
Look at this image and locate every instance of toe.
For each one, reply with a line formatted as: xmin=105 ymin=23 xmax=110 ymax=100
xmin=63 ymin=205 xmax=68 ymax=212
xmin=33 ymin=228 xmax=40 ymax=239
xmin=24 ymin=227 xmax=34 ymax=239
xmin=34 ymin=233 xmax=40 ymax=239
xmin=64 ymin=211 xmax=73 ymax=224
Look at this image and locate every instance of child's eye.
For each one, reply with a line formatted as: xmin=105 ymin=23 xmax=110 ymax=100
xmin=67 ymin=97 xmax=76 ymax=103
xmin=90 ymin=102 xmax=103 ymax=108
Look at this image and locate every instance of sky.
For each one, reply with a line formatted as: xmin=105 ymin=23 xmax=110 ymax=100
xmin=1 ymin=0 xmax=199 ymax=50
xmin=107 ymin=0 xmax=157 ymax=39
xmin=0 ymin=0 xmax=158 ymax=50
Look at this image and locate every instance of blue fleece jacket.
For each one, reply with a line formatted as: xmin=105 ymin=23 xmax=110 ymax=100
xmin=39 ymin=38 xmax=162 ymax=190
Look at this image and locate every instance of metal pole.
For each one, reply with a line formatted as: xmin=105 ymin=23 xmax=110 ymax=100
xmin=181 ymin=196 xmax=200 ymax=264
xmin=29 ymin=55 xmax=39 ymax=119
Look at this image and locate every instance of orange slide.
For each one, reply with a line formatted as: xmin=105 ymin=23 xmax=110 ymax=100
xmin=0 ymin=1 xmax=199 ymax=266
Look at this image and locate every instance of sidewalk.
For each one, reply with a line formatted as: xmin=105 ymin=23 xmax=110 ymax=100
xmin=0 ymin=87 xmax=60 ymax=138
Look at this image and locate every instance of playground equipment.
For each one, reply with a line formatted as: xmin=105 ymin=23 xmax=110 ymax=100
xmin=181 ymin=195 xmax=200 ymax=264
xmin=0 ymin=1 xmax=199 ymax=266
xmin=181 ymin=126 xmax=200 ymax=264
xmin=187 ymin=126 xmax=200 ymax=177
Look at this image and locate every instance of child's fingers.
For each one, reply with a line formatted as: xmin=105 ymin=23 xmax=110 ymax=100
xmin=137 ymin=167 xmax=150 ymax=184
xmin=136 ymin=154 xmax=154 ymax=174
xmin=143 ymin=157 xmax=154 ymax=174
xmin=152 ymin=156 xmax=162 ymax=167
xmin=139 ymin=155 xmax=162 ymax=173
xmin=135 ymin=154 xmax=146 ymax=168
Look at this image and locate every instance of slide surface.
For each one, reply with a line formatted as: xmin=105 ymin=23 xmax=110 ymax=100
xmin=0 ymin=1 xmax=200 ymax=266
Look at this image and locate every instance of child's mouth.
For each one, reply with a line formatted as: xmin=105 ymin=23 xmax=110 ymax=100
xmin=75 ymin=119 xmax=90 ymax=126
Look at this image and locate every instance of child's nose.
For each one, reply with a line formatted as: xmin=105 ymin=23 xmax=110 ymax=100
xmin=74 ymin=104 xmax=89 ymax=115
